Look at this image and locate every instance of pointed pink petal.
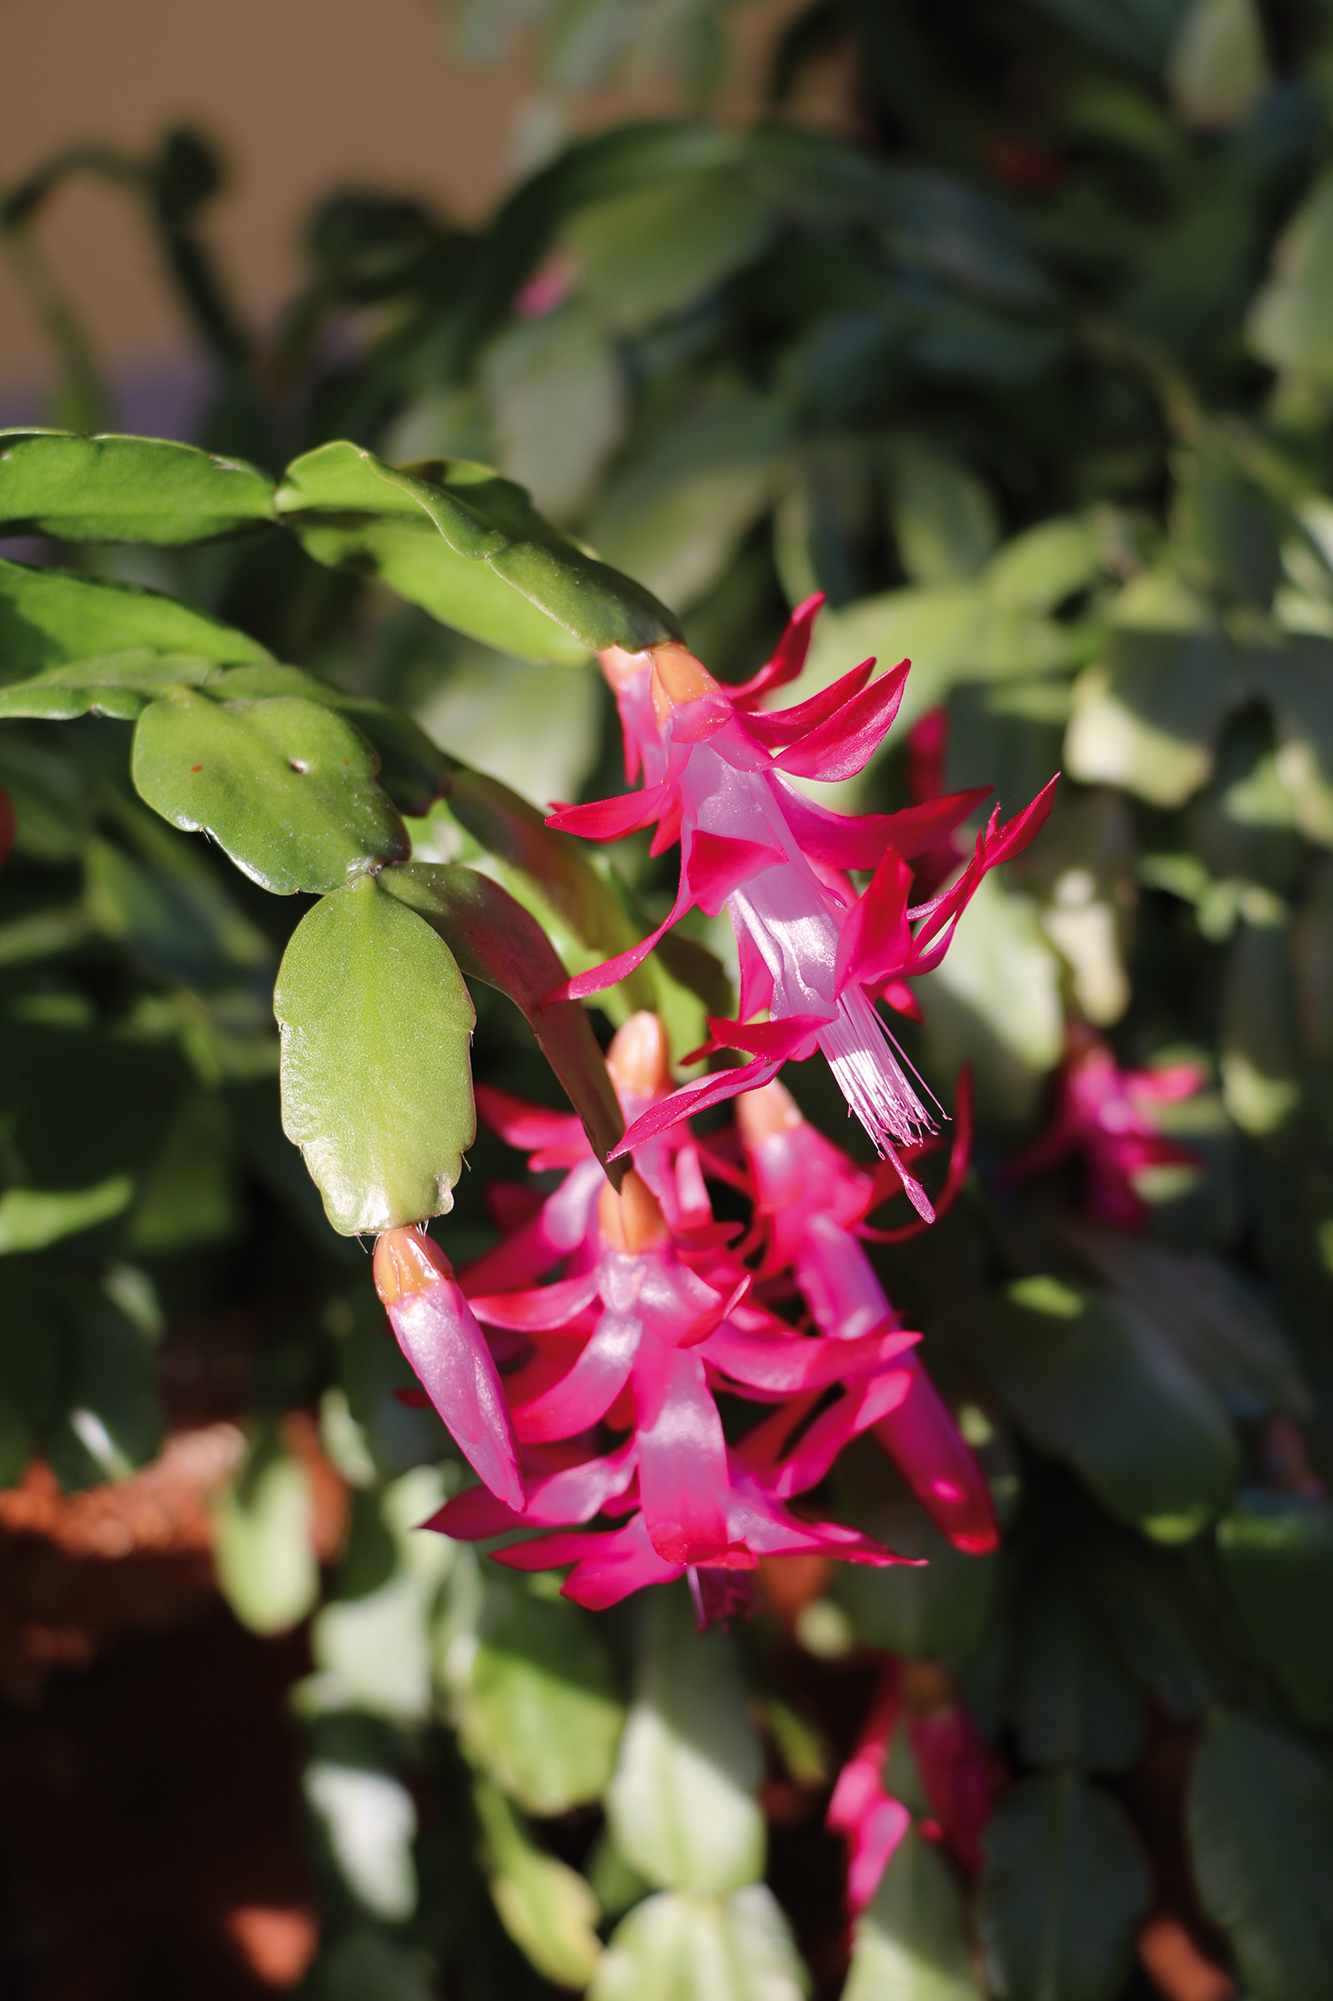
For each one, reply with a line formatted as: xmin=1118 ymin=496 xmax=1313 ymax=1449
xmin=764 ymin=1370 xmax=914 ymax=1497
xmin=459 ymin=1157 xmax=603 ymax=1294
xmin=511 ymin=1306 xmax=642 ymax=1443
xmin=880 ymin=789 xmax=992 ymax=857
xmin=474 ymin=1084 xmax=587 ymax=1158
xmin=546 ymin=781 xmax=673 ymax=841
xmin=548 ymin=869 xmax=694 ymax=1002
xmin=835 ymin=847 xmax=914 ymax=996
xmin=703 ymin=1322 xmax=918 ymax=1396
xmin=873 ymin=1365 xmax=998 ymax=1555
xmin=846 ymin=1796 xmax=912 ymax=1915
xmin=560 ymin=1514 xmax=684 ymax=1608
xmin=609 ymin=1058 xmax=782 ymax=1158
xmin=634 ymin=1340 xmax=730 ymax=1563
xmin=469 ymin=1266 xmax=604 ymax=1332
xmin=742 ymin=656 xmax=876 ymax=748
xmin=772 ymin=660 xmax=910 ymax=782
xmin=684 ymin=828 xmax=785 ymax=917
xmin=388 ymin=1284 xmax=524 ymax=1511
xmin=706 ymin=1012 xmax=830 ymax=1062
xmin=731 ymin=593 xmax=825 ymax=702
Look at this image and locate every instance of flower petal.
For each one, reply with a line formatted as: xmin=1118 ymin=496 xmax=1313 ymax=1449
xmin=634 ymin=1339 xmax=731 ymax=1563
xmin=772 ymin=660 xmax=909 ymax=782
xmin=511 ymin=1306 xmax=642 ymax=1443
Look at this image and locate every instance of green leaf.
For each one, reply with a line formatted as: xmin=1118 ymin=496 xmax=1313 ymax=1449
xmin=590 ymin=1887 xmax=809 ymax=2001
xmin=1216 ymin=1492 xmax=1333 ymax=1729
xmin=314 ymin=1467 xmax=452 ymax=1720
xmin=605 ymin=1586 xmax=765 ymax=1894
xmin=0 ymin=557 xmax=270 ymax=677
xmin=0 ymin=1174 xmax=133 ymax=1254
xmin=48 ymin=1293 xmax=163 ymax=1489
xmin=1189 ymin=1710 xmax=1333 ymax=2001
xmin=978 ymin=1773 xmax=1150 ymax=2001
xmin=1066 ymin=626 xmax=1242 ymax=807
xmin=844 ymin=1827 xmax=982 ymax=2001
xmin=132 ymin=688 xmax=409 ymax=895
xmin=481 ymin=302 xmax=627 ymax=518
xmin=1060 ymin=1223 xmax=1311 ymax=1421
xmin=1089 ymin=1531 xmax=1230 ymax=1718
xmin=1011 ymin=1571 xmax=1146 ymax=1772
xmin=214 ymin=1426 xmax=319 ymax=1635
xmin=1247 ymin=169 xmax=1333 ymax=387
xmin=959 ymin=1278 xmax=1238 ymax=1535
xmin=473 ymin=1777 xmax=604 ymax=1989
xmin=563 ymin=167 xmax=773 ymax=336
xmin=452 ymin=1576 xmax=626 ymax=1814
xmin=274 ymin=874 xmax=476 ymax=1236
xmin=378 ymin=861 xmax=625 ymax=1177
xmin=0 ymin=649 xmax=222 ymax=721
xmin=129 ymin=1088 xmax=240 ymax=1252
xmin=206 ymin=662 xmax=450 ymax=815
xmin=887 ymin=442 xmax=999 ymax=586
xmin=0 ymin=430 xmax=275 ymax=542
xmin=275 ymin=440 xmax=681 ymax=663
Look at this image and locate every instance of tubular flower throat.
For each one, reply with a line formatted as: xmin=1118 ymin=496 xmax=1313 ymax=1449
xmin=546 ymin=598 xmax=1057 ymax=1220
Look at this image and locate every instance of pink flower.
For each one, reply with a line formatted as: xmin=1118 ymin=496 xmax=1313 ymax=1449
xmin=463 ymin=1164 xmax=919 ymax=1568
xmin=828 ymin=1659 xmax=997 ymax=1913
xmin=546 ymin=604 xmax=1056 ymax=1219
xmin=373 ymin=1227 xmax=525 ymax=1512
xmin=733 ymin=1078 xmax=998 ymax=1555
xmin=1003 ymin=1020 xmax=1205 ymax=1227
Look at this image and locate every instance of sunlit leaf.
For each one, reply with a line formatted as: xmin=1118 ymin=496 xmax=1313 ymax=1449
xmin=0 ymin=430 xmax=275 ymax=542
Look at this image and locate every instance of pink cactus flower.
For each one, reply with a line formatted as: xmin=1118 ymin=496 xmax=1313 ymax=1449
xmin=829 ymin=1659 xmax=997 ymax=1913
xmin=732 ymin=1078 xmax=998 ymax=1555
xmin=546 ymin=602 xmax=1056 ymax=1219
xmin=1003 ymin=1020 xmax=1206 ymax=1227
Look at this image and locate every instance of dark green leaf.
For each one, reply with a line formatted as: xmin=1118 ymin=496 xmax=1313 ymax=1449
xmin=0 ymin=650 xmax=221 ymax=721
xmin=206 ymin=662 xmax=451 ymax=815
xmin=472 ymin=1777 xmax=605 ymax=1989
xmin=0 ymin=430 xmax=275 ymax=542
xmin=0 ymin=557 xmax=270 ymax=677
xmin=978 ymin=1773 xmax=1150 ymax=2001
xmin=1011 ymin=1573 xmax=1146 ymax=1772
xmin=0 ymin=1266 xmax=61 ymax=1485
xmin=833 ymin=1441 xmax=998 ymax=1659
xmin=47 ymin=1295 xmax=164 ymax=1489
xmin=132 ymin=688 xmax=408 ymax=895
xmin=1217 ymin=1492 xmax=1333 ymax=1728
xmin=275 ymin=440 xmax=681 ymax=663
xmin=273 ymin=873 xmax=477 ymax=1235
xmin=959 ymin=1277 xmax=1238 ymax=1536
xmin=1188 ymin=1710 xmax=1333 ymax=2001
xmin=1089 ymin=1531 xmax=1229 ymax=1718
xmin=378 ymin=861 xmax=624 ymax=1178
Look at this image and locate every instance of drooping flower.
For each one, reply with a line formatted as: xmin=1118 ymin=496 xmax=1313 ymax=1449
xmin=732 ymin=1077 xmax=998 ymax=1554
xmin=373 ymin=1226 xmax=525 ymax=1512
xmin=1003 ymin=1020 xmax=1206 ymax=1227
xmin=828 ymin=1658 xmax=997 ymax=1913
xmin=546 ymin=603 xmax=1056 ymax=1217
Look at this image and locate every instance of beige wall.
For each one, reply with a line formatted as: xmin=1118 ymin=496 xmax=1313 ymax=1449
xmin=0 ymin=0 xmax=826 ymax=397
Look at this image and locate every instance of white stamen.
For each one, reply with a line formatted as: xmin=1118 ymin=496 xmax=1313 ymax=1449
xmin=818 ymin=986 xmax=935 ymax=1152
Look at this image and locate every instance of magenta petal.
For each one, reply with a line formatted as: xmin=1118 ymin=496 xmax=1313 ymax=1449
xmin=766 ymin=1369 xmax=914 ymax=1497
xmin=546 ymin=781 xmax=673 ymax=841
xmin=878 ymin=789 xmax=992 ymax=858
xmin=460 ymin=1157 xmax=603 ymax=1294
xmin=423 ymin=1487 xmax=526 ymax=1540
xmin=429 ymin=1437 xmax=637 ymax=1536
xmin=548 ymin=870 xmax=693 ymax=1002
xmin=742 ymin=656 xmax=876 ymax=749
xmin=492 ymin=1529 xmax=604 ymax=1572
xmin=388 ymin=1285 xmax=524 ymax=1511
xmin=731 ymin=593 xmax=825 ymax=702
xmin=610 ymin=1058 xmax=782 ymax=1158
xmin=873 ymin=1368 xmax=999 ymax=1554
xmin=706 ymin=1011 xmax=831 ymax=1063
xmin=846 ymin=1796 xmax=912 ymax=1915
xmin=834 ymin=847 xmax=914 ymax=997
xmin=474 ymin=1084 xmax=586 ymax=1157
xmin=769 ymin=781 xmax=904 ymax=872
xmin=512 ymin=1306 xmax=642 ymax=1442
xmin=772 ymin=660 xmax=910 ymax=782
xmin=684 ymin=828 xmax=785 ymax=917
xmin=634 ymin=1339 xmax=730 ymax=1564
xmin=469 ymin=1267 xmax=604 ymax=1331
xmin=702 ymin=1322 xmax=918 ymax=1395
xmin=560 ymin=1515 xmax=683 ymax=1609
